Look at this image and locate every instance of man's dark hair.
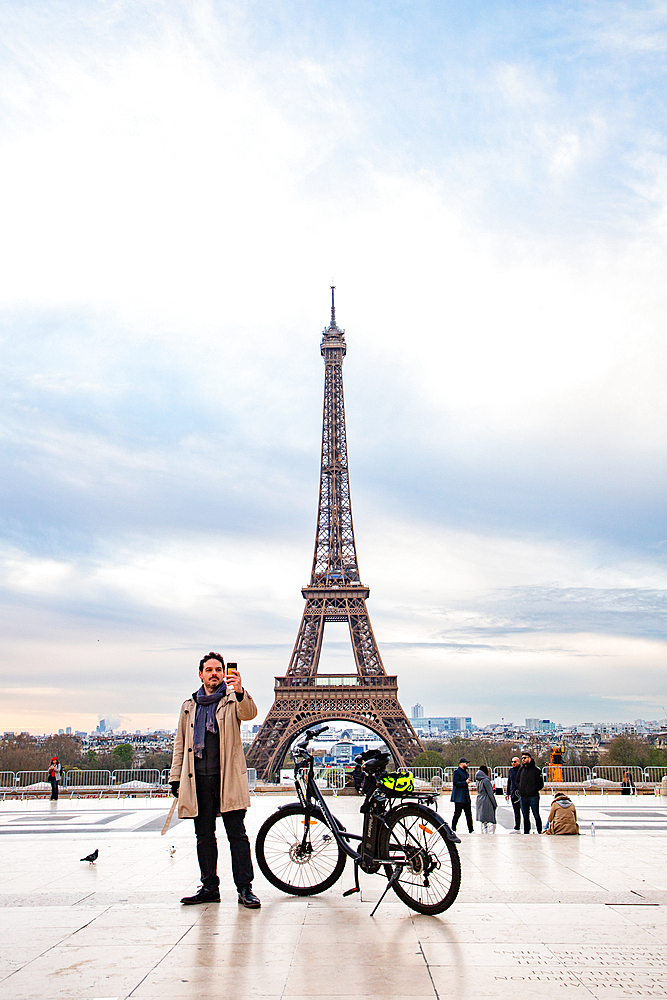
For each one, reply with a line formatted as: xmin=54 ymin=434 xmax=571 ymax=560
xmin=199 ymin=651 xmax=225 ymax=671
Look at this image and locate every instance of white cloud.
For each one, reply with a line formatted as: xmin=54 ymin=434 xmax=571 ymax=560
xmin=1 ymin=1 xmax=666 ymax=732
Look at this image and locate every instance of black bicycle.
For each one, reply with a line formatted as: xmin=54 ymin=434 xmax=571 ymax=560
xmin=255 ymin=726 xmax=461 ymax=915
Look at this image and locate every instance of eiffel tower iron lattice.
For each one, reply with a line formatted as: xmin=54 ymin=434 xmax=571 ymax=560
xmin=246 ymin=290 xmax=422 ymax=780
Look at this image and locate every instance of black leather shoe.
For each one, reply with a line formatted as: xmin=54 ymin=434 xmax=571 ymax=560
xmin=180 ymin=886 xmax=220 ymax=905
xmin=237 ymin=885 xmax=261 ymax=908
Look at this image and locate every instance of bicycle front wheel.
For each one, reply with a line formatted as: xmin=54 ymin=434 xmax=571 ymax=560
xmin=255 ymin=804 xmax=347 ymax=896
xmin=381 ymin=804 xmax=461 ymax=914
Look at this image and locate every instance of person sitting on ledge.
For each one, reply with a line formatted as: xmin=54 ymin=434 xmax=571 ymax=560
xmin=543 ymin=792 xmax=579 ymax=835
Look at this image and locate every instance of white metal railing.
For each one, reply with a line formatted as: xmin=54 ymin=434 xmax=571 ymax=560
xmin=247 ymin=768 xmax=257 ymax=793
xmin=644 ymin=767 xmax=667 ymax=784
xmin=112 ymin=769 xmax=161 ymax=788
xmin=410 ymin=767 xmax=444 ymax=791
xmin=592 ymin=765 xmax=644 ymax=786
xmin=314 ymin=766 xmax=346 ymax=790
xmin=542 ymin=766 xmax=592 ymax=785
xmin=0 ymin=772 xmax=16 ymax=789
xmin=65 ymin=770 xmax=112 ymax=788
xmin=16 ymin=771 xmax=50 ymax=788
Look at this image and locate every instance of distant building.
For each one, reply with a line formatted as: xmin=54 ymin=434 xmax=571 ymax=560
xmin=65 ymin=727 xmax=72 ymax=735
xmin=525 ymin=719 xmax=556 ymax=733
xmin=414 ymin=717 xmax=472 ymax=734
xmin=411 ymin=703 xmax=424 ymax=719
xmin=58 ymin=729 xmax=64 ymax=735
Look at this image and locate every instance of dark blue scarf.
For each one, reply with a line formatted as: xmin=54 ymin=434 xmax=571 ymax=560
xmin=193 ymin=683 xmax=227 ymax=758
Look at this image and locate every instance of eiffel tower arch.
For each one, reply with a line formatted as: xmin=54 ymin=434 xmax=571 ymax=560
xmin=246 ymin=290 xmax=422 ymax=780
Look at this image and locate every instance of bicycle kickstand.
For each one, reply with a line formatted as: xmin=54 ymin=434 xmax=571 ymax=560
xmin=370 ymin=866 xmax=401 ymax=918
xmin=342 ymin=862 xmax=361 ymax=898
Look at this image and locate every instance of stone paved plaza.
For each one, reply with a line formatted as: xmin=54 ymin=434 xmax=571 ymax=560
xmin=1 ymin=793 xmax=666 ymax=999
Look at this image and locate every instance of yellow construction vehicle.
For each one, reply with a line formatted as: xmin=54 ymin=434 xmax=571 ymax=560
xmin=546 ymin=745 xmax=565 ymax=783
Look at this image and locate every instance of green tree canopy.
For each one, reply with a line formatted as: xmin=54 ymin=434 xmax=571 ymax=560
xmin=111 ymin=743 xmax=134 ymax=767
xmin=602 ymin=736 xmax=666 ymax=768
xmin=410 ymin=750 xmax=446 ymax=769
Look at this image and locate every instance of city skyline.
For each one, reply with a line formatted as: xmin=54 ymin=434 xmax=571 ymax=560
xmin=1 ymin=2 xmax=666 ymax=733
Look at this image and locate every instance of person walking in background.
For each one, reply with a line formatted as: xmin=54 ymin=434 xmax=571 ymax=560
xmin=475 ymin=765 xmax=497 ymax=833
xmin=451 ymin=757 xmax=474 ymax=833
xmin=544 ymin=792 xmax=579 ymax=834
xmin=352 ymin=764 xmax=364 ymax=794
xmin=621 ymin=771 xmax=635 ymax=796
xmin=517 ymin=751 xmax=544 ymax=834
xmin=506 ymin=756 xmax=522 ymax=832
xmin=48 ymin=756 xmax=61 ymax=801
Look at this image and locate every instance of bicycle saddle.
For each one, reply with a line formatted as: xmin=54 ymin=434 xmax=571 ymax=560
xmin=357 ymin=750 xmax=390 ymax=771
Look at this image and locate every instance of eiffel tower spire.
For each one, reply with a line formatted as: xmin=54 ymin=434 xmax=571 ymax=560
xmin=246 ymin=292 xmax=421 ymax=780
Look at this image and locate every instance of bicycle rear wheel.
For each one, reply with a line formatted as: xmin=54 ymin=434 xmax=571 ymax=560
xmin=380 ymin=804 xmax=461 ymax=914
xmin=255 ymin=803 xmax=347 ymax=896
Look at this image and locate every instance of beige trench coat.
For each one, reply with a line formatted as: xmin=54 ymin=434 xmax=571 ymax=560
xmin=544 ymin=797 xmax=579 ymax=835
xmin=169 ymin=688 xmax=257 ymax=818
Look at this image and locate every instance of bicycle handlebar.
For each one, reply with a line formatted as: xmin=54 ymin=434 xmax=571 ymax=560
xmin=294 ymin=725 xmax=329 ymax=751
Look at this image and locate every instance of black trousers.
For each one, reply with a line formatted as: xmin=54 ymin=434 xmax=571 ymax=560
xmin=48 ymin=776 xmax=58 ymax=801
xmin=193 ymin=773 xmax=254 ymax=890
xmin=511 ymin=797 xmax=521 ymax=830
xmin=451 ymin=801 xmax=474 ymax=832
xmin=520 ymin=795 xmax=542 ymax=834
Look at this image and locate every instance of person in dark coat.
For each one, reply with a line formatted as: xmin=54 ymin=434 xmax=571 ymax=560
xmin=517 ymin=751 xmax=544 ymax=834
xmin=450 ymin=758 xmax=474 ymax=833
xmin=352 ymin=764 xmax=364 ymax=793
xmin=506 ymin=756 xmax=522 ymax=832
xmin=621 ymin=771 xmax=635 ymax=796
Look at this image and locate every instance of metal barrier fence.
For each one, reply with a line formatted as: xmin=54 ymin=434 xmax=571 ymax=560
xmin=1 ymin=763 xmax=666 ymax=797
xmin=543 ymin=766 xmax=592 ymax=785
xmin=411 ymin=767 xmax=444 ymax=791
xmin=16 ymin=771 xmax=50 ymax=788
xmin=592 ymin=766 xmax=644 ymax=785
xmin=314 ymin=766 xmax=347 ymax=790
xmin=65 ymin=770 xmax=112 ymax=788
xmin=645 ymin=767 xmax=667 ymax=783
xmin=112 ymin=769 xmax=161 ymax=787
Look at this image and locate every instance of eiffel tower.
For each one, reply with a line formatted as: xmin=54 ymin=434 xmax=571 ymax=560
xmin=246 ymin=290 xmax=422 ymax=780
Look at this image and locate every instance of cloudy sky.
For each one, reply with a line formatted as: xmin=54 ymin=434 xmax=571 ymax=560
xmin=1 ymin=0 xmax=666 ymax=735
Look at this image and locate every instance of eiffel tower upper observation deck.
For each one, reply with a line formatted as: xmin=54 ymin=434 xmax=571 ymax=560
xmin=246 ymin=290 xmax=422 ymax=780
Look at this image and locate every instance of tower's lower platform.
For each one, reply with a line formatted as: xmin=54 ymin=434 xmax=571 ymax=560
xmin=245 ymin=674 xmax=421 ymax=781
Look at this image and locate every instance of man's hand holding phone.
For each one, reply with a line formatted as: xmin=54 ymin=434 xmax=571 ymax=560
xmin=225 ymin=663 xmax=243 ymax=694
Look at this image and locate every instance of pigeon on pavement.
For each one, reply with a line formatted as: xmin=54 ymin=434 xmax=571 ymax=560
xmin=81 ymin=849 xmax=98 ymax=864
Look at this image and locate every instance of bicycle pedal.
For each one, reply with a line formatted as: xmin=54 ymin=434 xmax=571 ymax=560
xmin=342 ymin=887 xmax=361 ymax=896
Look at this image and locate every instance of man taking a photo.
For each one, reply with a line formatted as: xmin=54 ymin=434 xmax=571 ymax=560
xmin=169 ymin=652 xmax=260 ymax=907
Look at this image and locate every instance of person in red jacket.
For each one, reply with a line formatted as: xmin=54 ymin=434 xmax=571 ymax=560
xmin=48 ymin=757 xmax=61 ymax=801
